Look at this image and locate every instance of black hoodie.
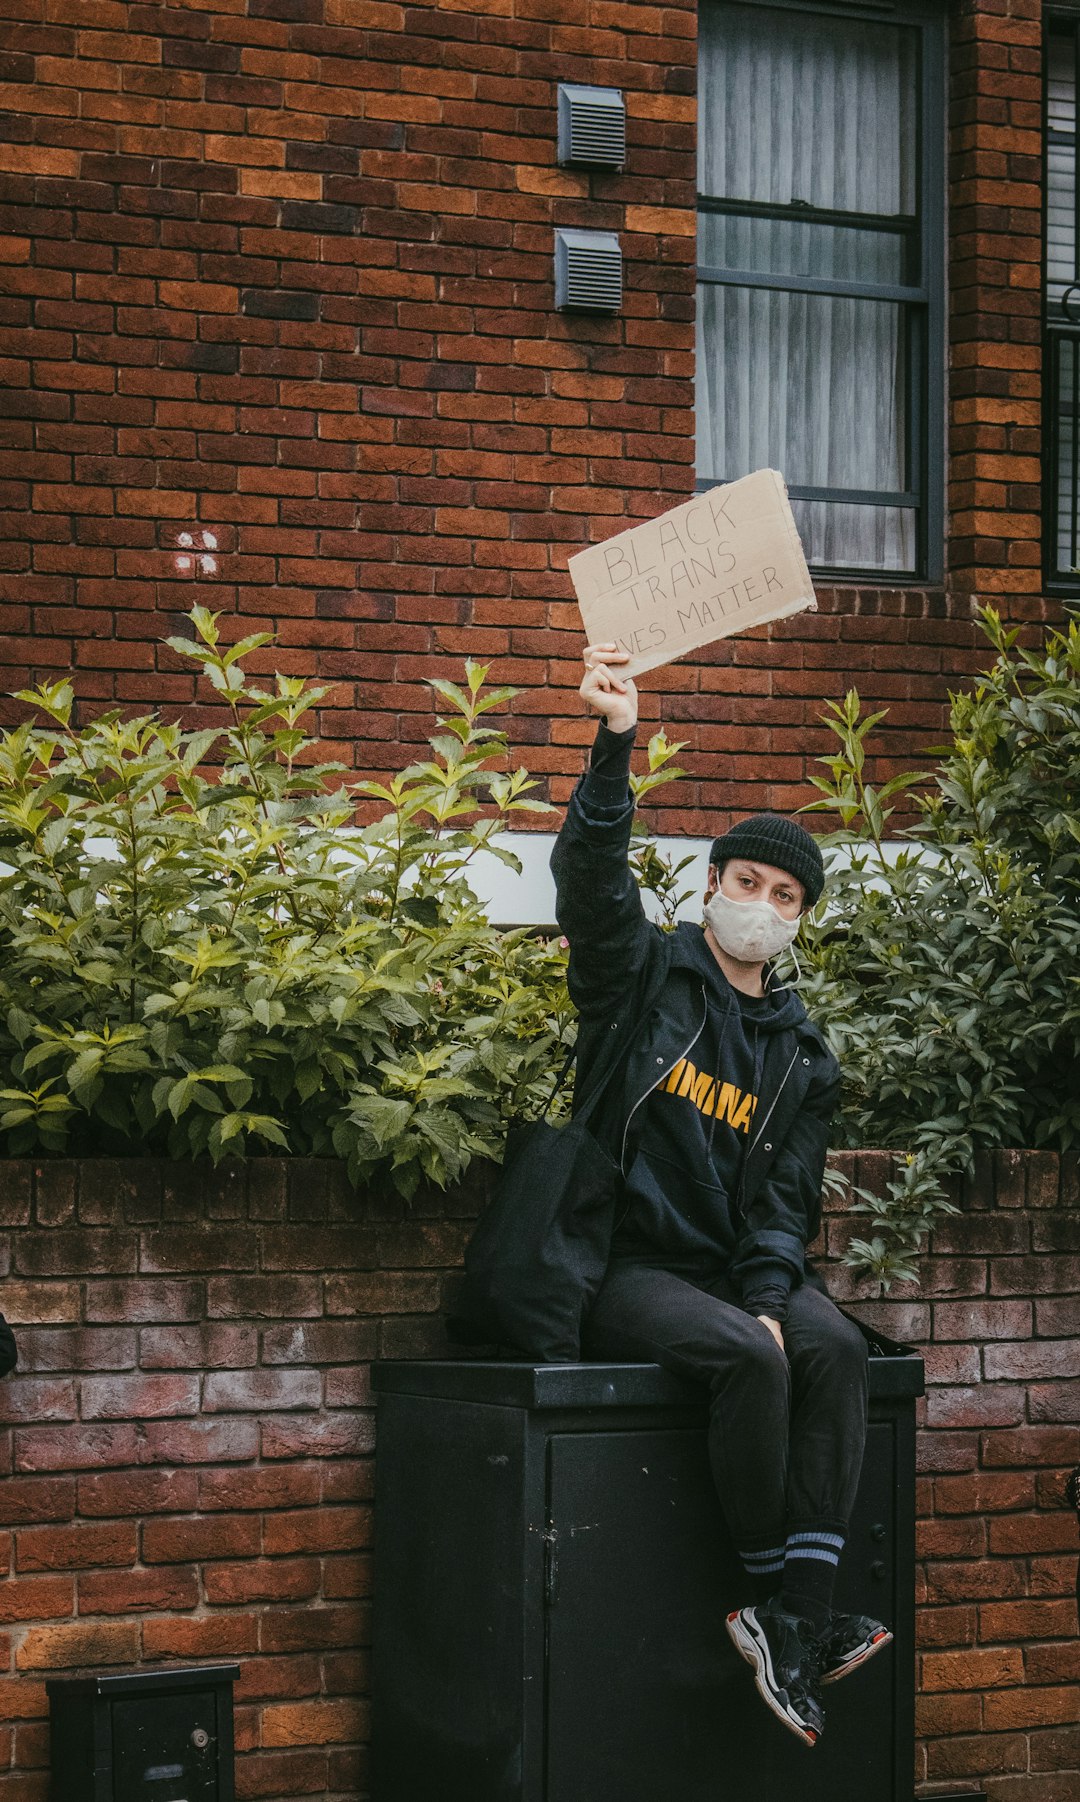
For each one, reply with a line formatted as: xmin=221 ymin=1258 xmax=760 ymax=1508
xmin=616 ymin=924 xmax=810 ymax=1314
xmin=550 ymin=718 xmax=841 ymax=1322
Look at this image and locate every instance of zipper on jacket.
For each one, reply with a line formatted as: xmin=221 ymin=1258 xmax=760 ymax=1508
xmin=618 ymin=984 xmax=710 ymax=1178
xmin=747 ymin=1046 xmax=800 ymax=1159
xmin=734 ymin=1042 xmax=802 ymax=1221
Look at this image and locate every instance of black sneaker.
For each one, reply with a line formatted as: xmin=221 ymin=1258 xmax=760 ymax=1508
xmin=817 ymin=1612 xmax=893 ymax=1684
xmin=726 ymin=1599 xmax=825 ymax=1747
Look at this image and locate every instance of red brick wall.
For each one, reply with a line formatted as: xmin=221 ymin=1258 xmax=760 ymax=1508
xmin=825 ymin=1149 xmax=1080 ymax=1802
xmin=1 ymin=0 xmax=1050 ymax=834
xmin=0 ymin=1157 xmax=463 ymax=1802
xmin=0 ymin=1152 xmax=1076 ymax=1800
xmin=949 ymin=0 xmax=1046 ymax=610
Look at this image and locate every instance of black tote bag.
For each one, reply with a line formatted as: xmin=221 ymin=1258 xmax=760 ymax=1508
xmin=453 ymin=1035 xmax=633 ymax=1363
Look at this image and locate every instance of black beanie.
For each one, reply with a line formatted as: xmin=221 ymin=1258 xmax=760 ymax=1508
xmin=708 ymin=812 xmax=825 ymax=907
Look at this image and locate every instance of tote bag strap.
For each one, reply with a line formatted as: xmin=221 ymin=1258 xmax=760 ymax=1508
xmin=539 ymin=1021 xmax=640 ymax=1130
xmin=538 ymin=1041 xmax=579 ymax=1121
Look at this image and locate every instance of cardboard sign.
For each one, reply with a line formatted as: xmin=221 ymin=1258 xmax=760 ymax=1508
xmin=567 ymin=468 xmax=817 ymax=677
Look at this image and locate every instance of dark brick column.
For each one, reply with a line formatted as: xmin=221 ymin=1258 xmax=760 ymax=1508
xmin=949 ymin=0 xmax=1047 ymax=620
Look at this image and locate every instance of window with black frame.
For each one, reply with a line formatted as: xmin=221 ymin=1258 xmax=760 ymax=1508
xmin=695 ymin=0 xmax=944 ymax=581
xmin=1046 ymin=13 xmax=1080 ymax=587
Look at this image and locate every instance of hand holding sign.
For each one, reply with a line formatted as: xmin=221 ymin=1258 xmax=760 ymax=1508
xmin=567 ymin=468 xmax=816 ymax=678
xmin=579 ymin=642 xmax=637 ymax=733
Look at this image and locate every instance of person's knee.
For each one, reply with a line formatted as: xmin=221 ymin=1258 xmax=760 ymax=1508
xmin=708 ymin=1318 xmax=790 ymax=1400
xmin=804 ymin=1310 xmax=868 ymax=1388
xmin=832 ymin=1312 xmax=869 ymax=1370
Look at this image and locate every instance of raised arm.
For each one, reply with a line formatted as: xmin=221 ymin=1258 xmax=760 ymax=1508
xmin=549 ymin=644 xmax=656 ymax=1021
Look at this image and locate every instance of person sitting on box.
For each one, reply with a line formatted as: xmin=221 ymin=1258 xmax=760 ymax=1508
xmin=550 ymin=642 xmax=891 ymax=1748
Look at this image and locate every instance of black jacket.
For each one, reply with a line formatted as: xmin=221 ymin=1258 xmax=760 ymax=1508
xmin=550 ymin=726 xmax=841 ymax=1317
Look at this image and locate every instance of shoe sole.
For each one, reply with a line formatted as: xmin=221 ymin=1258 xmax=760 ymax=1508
xmin=821 ymin=1628 xmax=893 ymax=1685
xmin=725 ymin=1610 xmax=820 ymax=1748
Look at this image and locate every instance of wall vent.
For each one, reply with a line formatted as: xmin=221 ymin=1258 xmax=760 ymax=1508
xmin=554 ymin=229 xmax=623 ymax=314
xmin=557 ymin=84 xmax=626 ymax=169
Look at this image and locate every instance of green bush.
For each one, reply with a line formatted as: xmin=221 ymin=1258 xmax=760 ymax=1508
xmin=0 ymin=610 xmax=578 ymax=1193
xmin=799 ymin=606 xmax=1080 ymax=1283
xmin=4 ymin=602 xmax=1076 ymax=1284
xmin=0 ymin=610 xmax=684 ymax=1197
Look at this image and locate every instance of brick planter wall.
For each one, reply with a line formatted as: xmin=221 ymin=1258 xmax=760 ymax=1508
xmin=0 ymin=1152 xmax=1077 ymax=1800
xmin=825 ymin=1149 xmax=1080 ymax=1802
xmin=0 ymin=1157 xmax=475 ymax=1802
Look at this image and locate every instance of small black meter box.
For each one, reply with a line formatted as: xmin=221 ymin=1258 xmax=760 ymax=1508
xmin=46 ymin=1664 xmax=239 ymax=1802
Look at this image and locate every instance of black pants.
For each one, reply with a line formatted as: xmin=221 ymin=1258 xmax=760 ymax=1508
xmin=582 ymin=1260 xmax=868 ymax=1559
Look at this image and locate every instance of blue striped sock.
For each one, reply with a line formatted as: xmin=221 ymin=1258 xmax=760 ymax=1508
xmin=781 ymin=1528 xmax=845 ymax=1627
xmin=739 ymin=1543 xmax=785 ymax=1603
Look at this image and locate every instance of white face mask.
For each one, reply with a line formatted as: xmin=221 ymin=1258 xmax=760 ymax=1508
xmin=703 ymin=888 xmax=800 ymax=963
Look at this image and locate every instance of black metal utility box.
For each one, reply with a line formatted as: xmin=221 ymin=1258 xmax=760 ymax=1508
xmin=371 ymin=1356 xmax=922 ymax=1802
xmin=46 ymin=1663 xmax=239 ymax=1802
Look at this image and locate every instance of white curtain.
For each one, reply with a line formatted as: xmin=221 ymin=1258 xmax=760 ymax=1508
xmin=696 ymin=3 xmax=918 ymax=571
xmin=1046 ymin=29 xmax=1078 ymax=575
xmin=1046 ymin=29 xmax=1076 ymax=315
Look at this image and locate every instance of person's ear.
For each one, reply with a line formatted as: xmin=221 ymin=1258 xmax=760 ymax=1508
xmin=704 ymin=864 xmax=720 ymax=900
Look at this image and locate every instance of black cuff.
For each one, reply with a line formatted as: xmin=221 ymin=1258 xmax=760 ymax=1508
xmin=582 ymin=719 xmax=636 ymax=805
xmin=743 ymin=1289 xmax=791 ymax=1325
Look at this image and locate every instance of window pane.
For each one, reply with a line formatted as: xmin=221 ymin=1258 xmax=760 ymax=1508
xmin=1047 ymin=29 xmax=1078 ymax=313
xmin=698 ymin=211 xmax=912 ymax=284
xmin=698 ymin=3 xmax=919 ymax=219
xmin=696 ymin=283 xmax=912 ymax=570
xmin=790 ymin=498 xmax=915 ymax=574
xmin=696 ymin=283 xmax=908 ymax=484
xmin=1046 ymin=25 xmax=1080 ymax=584
xmin=1052 ymin=335 xmax=1080 ymax=579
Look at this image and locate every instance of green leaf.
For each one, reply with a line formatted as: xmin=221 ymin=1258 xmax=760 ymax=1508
xmin=398 ymin=896 xmax=441 ymax=927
